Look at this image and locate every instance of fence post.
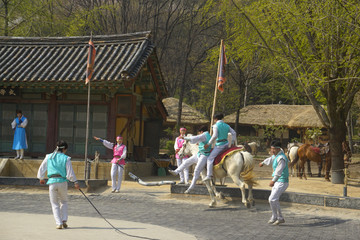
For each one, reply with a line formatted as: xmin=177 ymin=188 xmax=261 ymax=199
xmin=343 ymin=164 xmax=348 ymax=197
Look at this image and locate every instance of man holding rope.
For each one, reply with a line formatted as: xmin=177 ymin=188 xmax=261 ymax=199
xmin=37 ymin=140 xmax=80 ymax=229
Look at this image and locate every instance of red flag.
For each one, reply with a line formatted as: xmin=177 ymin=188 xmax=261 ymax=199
xmin=217 ymin=41 xmax=227 ymax=92
xmin=85 ymin=39 xmax=96 ymax=84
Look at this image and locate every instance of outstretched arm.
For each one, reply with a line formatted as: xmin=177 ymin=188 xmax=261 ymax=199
xmin=93 ymin=136 xmax=113 ymax=150
xmin=184 ymin=133 xmax=207 ymax=144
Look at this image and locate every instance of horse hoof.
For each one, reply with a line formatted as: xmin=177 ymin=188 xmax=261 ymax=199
xmin=217 ymin=192 xmax=225 ymax=199
xmin=325 ymin=178 xmax=330 ymax=182
xmin=209 ymin=202 xmax=216 ymax=208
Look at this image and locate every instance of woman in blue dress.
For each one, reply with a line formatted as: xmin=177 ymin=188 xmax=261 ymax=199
xmin=11 ymin=110 xmax=28 ymax=159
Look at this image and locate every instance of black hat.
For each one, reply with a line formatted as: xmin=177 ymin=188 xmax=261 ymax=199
xmin=270 ymin=140 xmax=281 ymax=148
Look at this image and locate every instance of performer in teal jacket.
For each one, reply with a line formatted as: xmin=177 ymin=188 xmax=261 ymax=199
xmin=203 ymin=113 xmax=236 ymax=181
xmin=37 ymin=140 xmax=80 ymax=229
xmin=259 ymin=140 xmax=289 ymax=225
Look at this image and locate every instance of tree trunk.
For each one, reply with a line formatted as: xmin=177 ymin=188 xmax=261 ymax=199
xmin=328 ymin=119 xmax=347 ymax=184
xmin=235 ymin=108 xmax=240 ymax=135
xmin=347 ymin=111 xmax=354 ymax=153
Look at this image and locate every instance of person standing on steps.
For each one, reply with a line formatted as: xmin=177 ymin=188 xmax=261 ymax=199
xmin=11 ymin=109 xmax=28 ymax=159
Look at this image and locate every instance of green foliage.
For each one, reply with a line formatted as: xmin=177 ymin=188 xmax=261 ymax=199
xmin=263 ymin=120 xmax=285 ymax=140
xmin=165 ymin=140 xmax=175 ymax=156
xmin=290 ymin=137 xmax=301 ymax=143
xmin=304 ymin=128 xmax=323 ymax=142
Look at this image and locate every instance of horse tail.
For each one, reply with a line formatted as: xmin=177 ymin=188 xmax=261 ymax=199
xmin=240 ymin=151 xmax=257 ymax=186
xmin=241 ymin=170 xmax=257 ymax=186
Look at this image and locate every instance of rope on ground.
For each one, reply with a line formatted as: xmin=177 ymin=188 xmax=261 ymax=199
xmin=79 ymin=189 xmax=159 ymax=240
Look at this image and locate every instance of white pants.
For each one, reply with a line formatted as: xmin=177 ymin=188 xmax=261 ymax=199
xmin=49 ymin=182 xmax=68 ymax=225
xmin=269 ymin=181 xmax=289 ymax=221
xmin=111 ymin=163 xmax=124 ymax=191
xmin=175 ymin=155 xmax=198 ymax=173
xmin=206 ymin=144 xmax=228 ymax=178
xmin=176 ymin=157 xmax=189 ymax=183
xmin=188 ymin=154 xmax=208 ymax=191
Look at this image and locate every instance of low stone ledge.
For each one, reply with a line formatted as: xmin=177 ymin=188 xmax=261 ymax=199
xmin=171 ymin=184 xmax=360 ymax=210
xmin=0 ymin=177 xmax=107 ymax=191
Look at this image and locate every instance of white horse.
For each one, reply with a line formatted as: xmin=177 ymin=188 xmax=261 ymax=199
xmin=178 ymin=137 xmax=256 ymax=208
xmin=286 ymin=142 xmax=303 ymax=177
xmin=248 ymin=141 xmax=260 ymax=156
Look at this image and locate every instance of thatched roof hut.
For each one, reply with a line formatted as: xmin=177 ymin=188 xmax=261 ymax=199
xmin=223 ymin=104 xmax=325 ymax=129
xmin=162 ymin=97 xmax=209 ymax=125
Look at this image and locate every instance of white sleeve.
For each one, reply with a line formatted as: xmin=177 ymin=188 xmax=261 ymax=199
xmin=174 ymin=138 xmax=179 ymax=150
xmin=208 ymin=125 xmax=218 ymax=145
xmin=229 ymin=127 xmax=236 ymax=145
xmin=262 ymin=156 xmax=273 ymax=166
xmin=272 ymin=158 xmax=286 ymax=182
xmin=20 ymin=118 xmax=28 ymax=128
xmin=184 ymin=133 xmax=207 ymax=144
xmin=37 ymin=156 xmax=48 ymax=180
xmin=121 ymin=146 xmax=127 ymax=159
xmin=11 ymin=119 xmax=16 ymax=129
xmin=102 ymin=140 xmax=114 ymax=150
xmin=66 ymin=157 xmax=77 ymax=182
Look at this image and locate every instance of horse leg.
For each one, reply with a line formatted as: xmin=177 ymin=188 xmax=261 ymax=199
xmin=318 ymin=157 xmax=322 ymax=177
xmin=211 ymin=179 xmax=224 ymax=199
xmin=229 ymin=174 xmax=248 ymax=207
xmin=247 ymin=183 xmax=255 ymax=207
xmin=317 ymin=160 xmax=322 ymax=178
xmin=307 ymin=160 xmax=312 ymax=177
xmin=325 ymin=155 xmax=331 ymax=181
xmin=199 ymin=171 xmax=217 ymax=207
xmin=299 ymin=160 xmax=307 ymax=180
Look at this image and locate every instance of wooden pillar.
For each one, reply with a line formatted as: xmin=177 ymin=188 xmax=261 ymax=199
xmin=46 ymin=94 xmax=57 ymax=152
xmin=106 ymin=96 xmax=117 ymax=157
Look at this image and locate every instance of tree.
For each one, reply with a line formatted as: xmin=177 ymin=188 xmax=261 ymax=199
xmin=210 ymin=0 xmax=360 ymax=183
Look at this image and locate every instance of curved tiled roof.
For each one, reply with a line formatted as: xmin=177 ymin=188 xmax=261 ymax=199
xmin=0 ymin=31 xmax=153 ymax=85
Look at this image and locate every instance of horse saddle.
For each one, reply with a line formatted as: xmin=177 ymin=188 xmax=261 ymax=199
xmin=213 ymin=146 xmax=244 ymax=170
xmin=310 ymin=146 xmax=321 ymax=154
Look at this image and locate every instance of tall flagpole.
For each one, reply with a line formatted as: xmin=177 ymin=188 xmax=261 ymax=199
xmin=210 ymin=40 xmax=223 ymax=135
xmin=85 ymin=77 xmax=91 ymax=180
xmin=84 ymin=32 xmax=93 ymax=181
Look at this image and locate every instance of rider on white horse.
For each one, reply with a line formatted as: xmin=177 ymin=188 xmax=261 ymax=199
xmin=169 ymin=125 xmax=212 ymax=193
xmin=203 ymin=113 xmax=236 ymax=181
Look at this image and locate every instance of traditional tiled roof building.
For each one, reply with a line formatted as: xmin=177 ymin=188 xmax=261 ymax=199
xmin=0 ymin=31 xmax=168 ymax=159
